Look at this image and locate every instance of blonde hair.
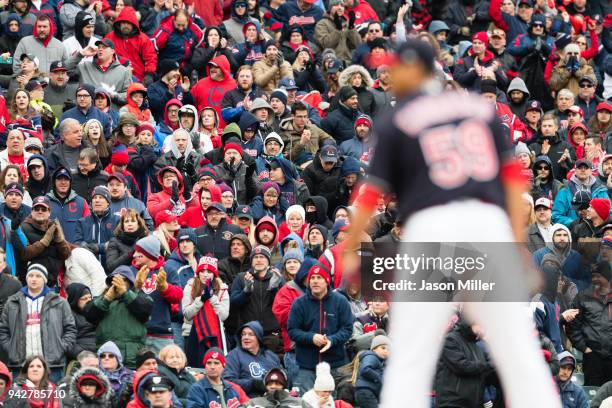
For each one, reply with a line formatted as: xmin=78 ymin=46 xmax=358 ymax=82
xmin=159 ymin=345 xmax=187 ymax=370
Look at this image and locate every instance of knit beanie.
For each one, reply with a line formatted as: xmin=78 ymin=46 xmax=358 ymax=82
xmin=307 ymin=264 xmax=331 ymax=286
xmin=158 ymin=59 xmax=180 ymax=78
xmin=480 ymin=79 xmax=498 ymax=95
xmin=564 ymin=43 xmax=581 ymax=55
xmin=514 ymin=142 xmax=531 ymax=157
xmin=283 ymin=248 xmax=304 ymax=264
xmin=270 ymin=89 xmax=288 ymax=106
xmin=197 ymin=255 xmax=219 ymax=276
xmin=251 ymin=245 xmax=272 ymax=262
xmin=135 ymin=348 xmax=157 ymax=369
xmin=97 ymin=341 xmax=123 ymax=365
xmin=370 ymin=335 xmax=391 ymax=351
xmin=286 ymin=205 xmax=305 ymax=221
xmin=224 ymin=142 xmax=243 ymax=156
xmin=337 ymin=85 xmax=358 ymax=102
xmin=111 ymin=145 xmax=130 ymax=166
xmin=137 ymin=122 xmax=155 ymax=135
xmin=177 ymin=228 xmax=197 ymax=244
xmin=203 ymin=348 xmax=226 ymax=368
xmin=134 ymin=235 xmax=162 ymax=261
xmin=26 ymin=263 xmax=48 ymax=283
xmin=92 ymin=185 xmax=111 ymax=204
xmin=590 ymin=198 xmax=610 ymax=220
xmin=593 ymin=261 xmax=612 ymax=281
xmin=314 ymin=362 xmax=335 ymax=391
xmin=261 ymin=181 xmax=281 ymax=196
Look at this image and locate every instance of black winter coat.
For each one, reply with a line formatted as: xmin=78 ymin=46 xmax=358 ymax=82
xmin=71 ymin=165 xmax=109 ymax=203
xmin=320 ymin=104 xmax=360 ymax=144
xmin=105 ymin=228 xmax=148 ymax=273
xmin=301 ymin=155 xmax=341 ymax=205
xmin=529 ymin=134 xmax=577 ymax=181
xmin=567 ymin=287 xmax=612 ymax=358
xmin=65 ymin=283 xmax=98 ymax=360
xmin=434 ymin=319 xmax=492 ymax=408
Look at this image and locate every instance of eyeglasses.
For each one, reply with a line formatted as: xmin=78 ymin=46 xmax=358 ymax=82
xmin=368 ymin=29 xmax=381 ymax=33
xmin=32 ymin=207 xmax=48 ymax=212
xmin=100 ymin=353 xmax=115 ymax=359
xmin=579 ymin=83 xmax=593 ymax=88
xmin=235 ymin=3 xmax=246 ymax=6
xmin=77 ymin=94 xmax=91 ymax=98
xmin=536 ymin=166 xmax=549 ymax=171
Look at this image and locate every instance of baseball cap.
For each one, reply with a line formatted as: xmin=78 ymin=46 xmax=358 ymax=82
xmin=205 ymin=203 xmax=226 ymax=213
xmin=279 ymin=78 xmax=298 ymax=91
xmin=27 ymin=157 xmax=44 ymax=168
xmin=107 ymin=173 xmax=127 ymax=185
xmin=25 ymin=80 xmax=46 ymax=92
xmin=20 ymin=53 xmax=39 ymax=67
xmin=24 ymin=138 xmax=43 ymax=152
xmin=95 ymin=38 xmax=115 ymax=50
xmin=579 ymin=76 xmax=595 ymax=85
xmin=32 ymin=195 xmax=50 ymax=210
xmin=534 ymin=197 xmax=552 ymax=209
xmin=235 ymin=205 xmax=252 ymax=220
xmin=572 ymin=190 xmax=592 ymax=209
xmin=396 ymin=38 xmax=436 ymax=73
xmin=49 ymin=60 xmax=68 ymax=72
xmin=142 ymin=376 xmax=173 ymax=393
xmin=320 ymin=145 xmax=338 ymax=163
xmin=596 ymin=101 xmax=612 ymax=113
xmin=575 ymin=158 xmax=592 ymax=168
xmin=525 ymin=100 xmax=542 ymax=113
xmin=81 ymin=13 xmax=95 ymax=26
xmin=55 ymin=167 xmax=72 ymax=180
xmin=327 ymin=58 xmax=343 ymax=74
xmin=518 ymin=0 xmax=534 ymax=6
xmin=568 ymin=105 xmax=584 ymax=117
xmin=264 ymin=368 xmax=287 ymax=386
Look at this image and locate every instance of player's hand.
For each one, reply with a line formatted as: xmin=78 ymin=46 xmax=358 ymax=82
xmin=562 ymin=308 xmax=579 ymax=322
xmin=313 ymin=333 xmax=327 ymax=346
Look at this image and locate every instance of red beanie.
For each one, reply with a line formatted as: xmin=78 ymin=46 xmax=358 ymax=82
xmin=203 ymin=349 xmax=226 ymax=368
xmin=472 ymin=31 xmax=489 ymax=47
xmin=258 ymin=222 xmax=276 ymax=235
xmin=137 ymin=122 xmax=155 ymax=135
xmin=111 ymin=148 xmax=130 ymax=166
xmin=307 ymin=264 xmax=331 ymax=286
xmin=224 ymin=142 xmax=243 ymax=156
xmin=590 ymin=198 xmax=610 ymax=220
xmin=196 ymin=255 xmax=219 ymax=277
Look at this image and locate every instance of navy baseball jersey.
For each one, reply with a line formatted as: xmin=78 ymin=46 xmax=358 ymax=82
xmin=368 ymin=90 xmax=513 ymax=220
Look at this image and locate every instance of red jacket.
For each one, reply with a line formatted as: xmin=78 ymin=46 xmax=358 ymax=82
xmin=105 ymin=7 xmax=158 ymax=81
xmin=495 ymin=101 xmax=528 ymax=143
xmin=191 ymin=55 xmax=236 ymax=128
xmin=146 ymin=166 xmax=187 ymax=220
xmin=272 ymin=281 xmax=304 ymax=352
xmin=185 ymin=0 xmax=223 ymax=26
xmin=178 ymin=184 xmax=222 ymax=227
xmin=343 ymin=0 xmax=379 ymax=25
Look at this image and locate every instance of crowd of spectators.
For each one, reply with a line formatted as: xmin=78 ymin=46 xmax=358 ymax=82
xmin=0 ymin=0 xmax=607 ymax=406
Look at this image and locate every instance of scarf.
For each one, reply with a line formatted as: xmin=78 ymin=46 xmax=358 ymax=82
xmin=118 ymin=226 xmax=147 ymax=246
xmin=193 ymin=286 xmax=225 ymax=350
xmin=19 ymin=381 xmax=60 ymax=408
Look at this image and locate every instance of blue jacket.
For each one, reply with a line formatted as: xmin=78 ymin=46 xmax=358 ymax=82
xmin=57 ymin=106 xmax=112 ymax=140
xmin=223 ymin=321 xmax=281 ymax=397
xmin=557 ymin=352 xmax=589 ymax=408
xmin=186 ymin=377 xmax=241 ymax=408
xmin=287 ymin=288 xmax=353 ymax=369
xmin=74 ymin=209 xmax=120 ymax=264
xmin=249 ymin=195 xmax=289 ymax=225
xmin=148 ymin=80 xmax=194 ymax=123
xmin=339 ymin=135 xmax=370 ymax=164
xmin=164 ymin=249 xmax=198 ymax=289
xmin=47 ymin=190 xmax=90 ymax=243
xmin=355 ymin=350 xmax=385 ymax=398
xmin=109 ymin=193 xmax=154 ymax=231
xmin=1 ymin=216 xmax=26 ymax=277
xmin=507 ymin=33 xmax=555 ymax=59
xmin=0 ymin=203 xmax=31 ymax=224
xmin=552 ymin=178 xmax=610 ymax=227
xmin=273 ymin=0 xmax=322 ymax=42
xmin=532 ymin=293 xmax=563 ymax=353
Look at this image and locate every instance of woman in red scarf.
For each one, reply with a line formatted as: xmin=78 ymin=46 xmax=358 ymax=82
xmin=9 ymin=356 xmax=61 ymax=408
xmin=182 ymin=256 xmax=229 ymax=368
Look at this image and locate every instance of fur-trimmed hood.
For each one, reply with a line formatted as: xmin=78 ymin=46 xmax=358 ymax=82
xmin=68 ymin=366 xmax=112 ymax=404
xmin=338 ymin=64 xmax=374 ymax=88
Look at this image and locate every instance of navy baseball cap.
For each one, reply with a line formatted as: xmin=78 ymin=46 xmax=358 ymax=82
xmin=54 ymin=168 xmax=72 ymax=180
xmin=95 ymin=38 xmax=115 ymax=50
xmin=25 ymin=80 xmax=46 ymax=92
xmin=32 ymin=195 xmax=50 ymax=209
xmin=107 ymin=173 xmax=128 ymax=185
xmin=572 ymin=190 xmax=592 ymax=209
xmin=320 ymin=145 xmax=338 ymax=163
xmin=50 ymin=60 xmax=67 ymax=72
xmin=279 ymin=78 xmax=298 ymax=91
xmin=235 ymin=205 xmax=252 ymax=220
xmin=205 ymin=203 xmax=226 ymax=213
xmin=396 ymin=39 xmax=436 ymax=73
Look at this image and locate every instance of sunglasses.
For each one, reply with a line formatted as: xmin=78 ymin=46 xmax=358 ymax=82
xmin=536 ymin=166 xmax=549 ymax=171
xmin=32 ymin=206 xmax=49 ymax=212
xmin=100 ymin=353 xmax=115 ymax=359
xmin=579 ymin=83 xmax=593 ymax=88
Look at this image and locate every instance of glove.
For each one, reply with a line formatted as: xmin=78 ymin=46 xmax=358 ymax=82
xmin=40 ymin=223 xmax=56 ymax=247
xmin=135 ymin=265 xmax=149 ymax=290
xmin=333 ymin=13 xmax=343 ymax=30
xmin=53 ymin=219 xmax=65 ymax=243
xmin=243 ymin=279 xmax=254 ymax=293
xmin=156 ymin=268 xmax=168 ymax=292
xmin=534 ymin=36 xmax=542 ymax=52
xmin=171 ymin=180 xmax=180 ymax=202
xmin=10 ymin=216 xmax=20 ymax=231
xmin=85 ymin=242 xmax=99 ymax=254
xmin=276 ymin=53 xmax=284 ymax=66
xmin=200 ymin=282 xmax=213 ymax=302
xmin=252 ymin=379 xmax=267 ymax=394
xmin=348 ymin=11 xmax=356 ymax=29
xmin=143 ymin=73 xmax=155 ymax=87
xmin=305 ymin=60 xmax=315 ymax=72
xmin=246 ymin=161 xmax=256 ymax=179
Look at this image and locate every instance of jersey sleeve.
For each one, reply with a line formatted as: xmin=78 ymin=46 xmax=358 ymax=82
xmin=367 ymin=113 xmax=408 ymax=196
